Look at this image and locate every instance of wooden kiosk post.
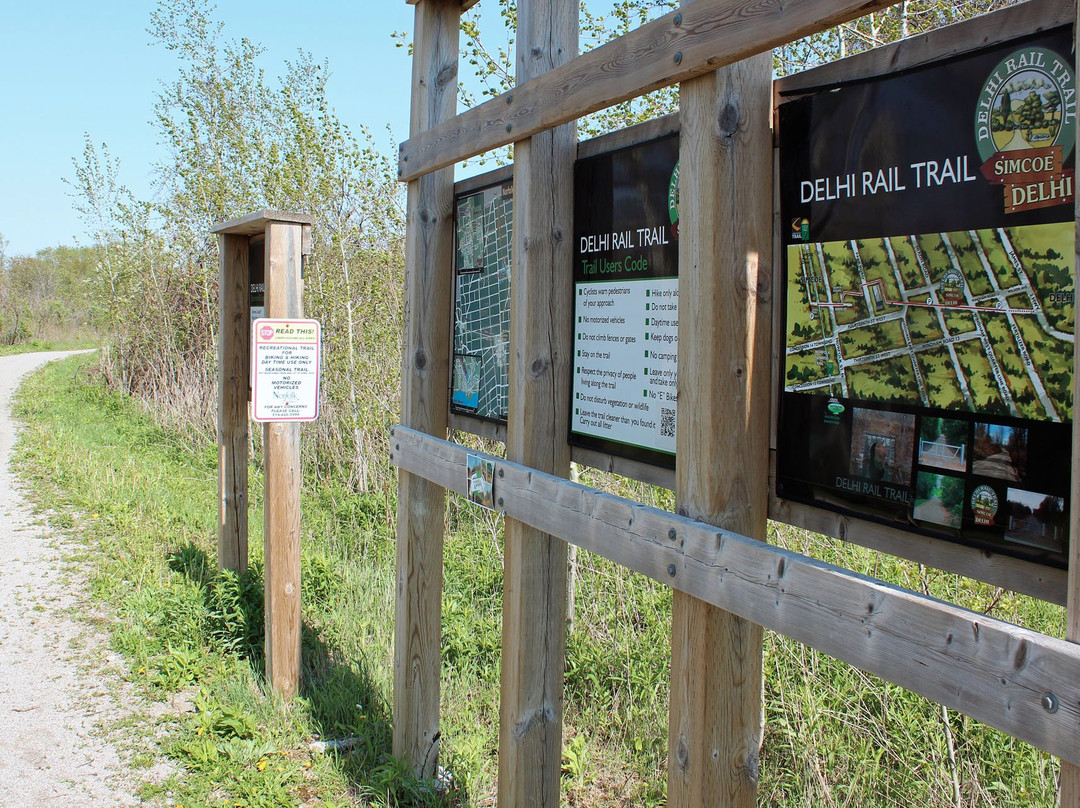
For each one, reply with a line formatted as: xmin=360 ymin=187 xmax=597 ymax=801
xmin=213 ymin=209 xmax=312 ymax=699
xmin=394 ymin=0 xmax=470 ymax=775
xmin=669 ymin=41 xmax=774 ymax=807
xmin=498 ymin=0 xmax=577 ymax=805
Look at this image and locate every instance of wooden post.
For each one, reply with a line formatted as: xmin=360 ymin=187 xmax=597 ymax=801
xmin=498 ymin=1 xmax=577 ymax=805
xmin=263 ymin=221 xmax=305 ymax=699
xmin=669 ymin=45 xmax=773 ymax=808
xmin=394 ymin=0 xmax=460 ymax=776
xmin=212 ymin=210 xmax=312 ymax=700
xmin=1058 ymin=12 xmax=1080 ymax=806
xmin=218 ymin=233 xmax=250 ymax=573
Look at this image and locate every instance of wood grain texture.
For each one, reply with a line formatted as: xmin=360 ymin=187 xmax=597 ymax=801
xmin=391 ymin=424 xmax=1080 ymax=766
xmin=498 ymin=1 xmax=577 ymax=805
xmin=1059 ymin=9 xmax=1080 ymax=805
xmin=406 ymin=0 xmax=478 ymax=10
xmin=211 ymin=209 xmax=313 ymax=236
xmin=394 ymin=0 xmax=459 ymax=776
xmin=669 ymin=46 xmax=773 ymax=808
xmin=775 ymin=0 xmax=1070 ymax=98
xmin=398 ymin=0 xmax=895 ymax=182
xmin=263 ymin=222 xmax=304 ymax=699
xmin=217 ymin=233 xmax=249 ymax=573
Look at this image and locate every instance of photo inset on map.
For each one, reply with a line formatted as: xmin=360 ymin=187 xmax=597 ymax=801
xmin=914 ymin=472 xmax=964 ymax=529
xmin=972 ymin=422 xmax=1028 ymax=482
xmin=917 ymin=416 xmax=968 ymax=472
xmin=1005 ymin=487 xmax=1066 ymax=553
xmin=848 ymin=408 xmax=915 ymax=485
xmin=451 ymin=355 xmax=481 ymax=411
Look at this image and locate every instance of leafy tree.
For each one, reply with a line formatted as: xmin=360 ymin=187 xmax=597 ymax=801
xmin=1016 ymin=91 xmax=1046 ymax=141
xmin=456 ymin=0 xmax=679 ymax=147
xmin=1043 ymin=88 xmax=1061 ymax=119
xmin=70 ymin=0 xmax=405 ymax=486
xmin=939 ymin=473 xmax=965 ymax=505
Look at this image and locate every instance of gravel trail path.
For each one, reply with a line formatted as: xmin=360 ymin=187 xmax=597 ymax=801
xmin=0 ymin=351 xmax=141 ymax=806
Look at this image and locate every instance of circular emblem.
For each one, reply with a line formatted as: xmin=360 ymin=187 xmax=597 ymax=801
xmin=971 ymin=484 xmax=999 ymax=526
xmin=939 ymin=267 xmax=965 ymax=306
xmin=668 ymin=161 xmax=680 ymax=238
xmin=975 ymin=47 xmax=1075 ymax=163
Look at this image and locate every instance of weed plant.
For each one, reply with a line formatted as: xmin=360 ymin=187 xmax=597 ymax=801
xmin=13 ymin=354 xmax=1064 ymax=807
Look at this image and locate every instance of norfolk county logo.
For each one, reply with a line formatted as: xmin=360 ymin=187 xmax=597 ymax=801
xmin=976 ymin=46 xmax=1076 ymax=213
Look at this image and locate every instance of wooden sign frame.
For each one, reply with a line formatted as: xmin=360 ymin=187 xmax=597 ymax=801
xmin=449 ymin=2 xmax=1073 ymax=603
xmin=395 ymin=0 xmax=1080 ymax=805
xmin=213 ymin=210 xmax=313 ymax=699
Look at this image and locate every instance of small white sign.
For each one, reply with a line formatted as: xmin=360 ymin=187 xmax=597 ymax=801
xmin=251 ymin=318 xmax=321 ymax=423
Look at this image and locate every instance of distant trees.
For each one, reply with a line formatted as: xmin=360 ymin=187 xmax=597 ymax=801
xmin=0 ymin=240 xmax=101 ymax=347
xmin=998 ymin=85 xmax=1014 ymax=130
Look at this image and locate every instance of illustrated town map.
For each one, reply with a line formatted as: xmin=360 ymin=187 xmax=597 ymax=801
xmin=784 ymin=224 xmax=1074 ymax=422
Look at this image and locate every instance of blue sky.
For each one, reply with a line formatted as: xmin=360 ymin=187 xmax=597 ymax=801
xmin=0 ymin=2 xmax=426 ymax=256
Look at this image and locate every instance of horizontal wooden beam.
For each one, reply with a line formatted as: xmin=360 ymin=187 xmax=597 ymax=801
xmin=211 ymin=209 xmax=313 ymax=237
xmin=390 ymin=424 xmax=1080 ymax=765
xmin=406 ymin=0 xmax=479 ymax=10
xmin=398 ymin=0 xmax=895 ymax=181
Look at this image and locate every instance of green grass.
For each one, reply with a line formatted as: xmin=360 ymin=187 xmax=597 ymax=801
xmin=0 ymin=338 xmax=99 ymax=356
xmin=11 ymin=355 xmax=1066 ymax=806
xmin=13 ymin=355 xmax=440 ymax=807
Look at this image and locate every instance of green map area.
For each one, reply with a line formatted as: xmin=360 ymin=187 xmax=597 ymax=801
xmin=452 ymin=185 xmax=513 ymax=420
xmin=785 ymin=223 xmax=1074 ymax=421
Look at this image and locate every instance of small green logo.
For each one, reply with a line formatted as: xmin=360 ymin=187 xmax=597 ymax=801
xmin=668 ymin=161 xmax=680 ymax=238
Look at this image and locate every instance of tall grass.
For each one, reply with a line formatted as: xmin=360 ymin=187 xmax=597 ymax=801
xmin=13 ymin=354 xmax=1063 ymax=807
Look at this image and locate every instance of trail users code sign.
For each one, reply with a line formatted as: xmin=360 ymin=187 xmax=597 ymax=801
xmin=777 ymin=26 xmax=1075 ymax=567
xmin=571 ymin=133 xmax=680 ymax=468
xmin=251 ymin=319 xmax=321 ymax=423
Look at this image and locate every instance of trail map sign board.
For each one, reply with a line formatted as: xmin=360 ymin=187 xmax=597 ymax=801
xmin=251 ymin=318 xmax=321 ymax=423
xmin=777 ymin=26 xmax=1075 ymax=567
xmin=571 ymin=133 xmax=680 ymax=467
xmin=451 ymin=181 xmax=513 ymax=421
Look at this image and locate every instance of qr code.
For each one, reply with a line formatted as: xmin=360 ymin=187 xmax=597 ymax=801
xmin=660 ymin=407 xmax=676 ymax=438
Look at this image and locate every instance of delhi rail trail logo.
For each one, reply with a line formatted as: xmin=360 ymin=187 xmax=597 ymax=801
xmin=971 ymin=484 xmax=999 ymax=527
xmin=975 ymin=46 xmax=1076 ymax=213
